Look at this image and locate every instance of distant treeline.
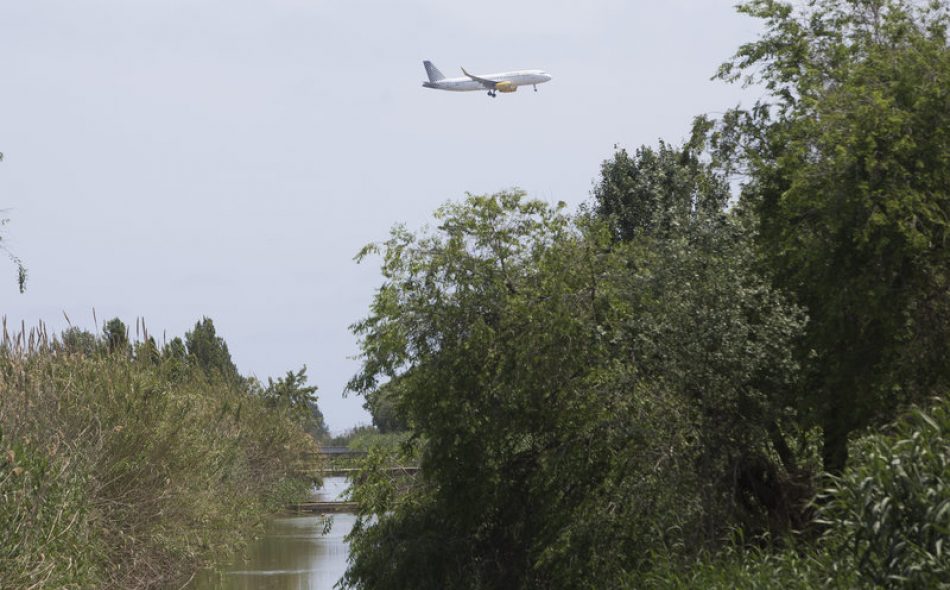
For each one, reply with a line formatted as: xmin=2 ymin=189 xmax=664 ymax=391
xmin=0 ymin=317 xmax=320 ymax=588
xmin=344 ymin=1 xmax=950 ymax=588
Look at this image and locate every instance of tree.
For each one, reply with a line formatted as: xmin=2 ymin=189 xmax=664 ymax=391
xmin=133 ymin=337 xmax=161 ymax=365
xmin=591 ymin=140 xmax=812 ymax=525
xmin=102 ymin=318 xmax=130 ymax=356
xmin=162 ymin=337 xmax=187 ymax=362
xmin=344 ymin=191 xmax=806 ymax=588
xmin=59 ymin=327 xmax=97 ymax=356
xmin=364 ymin=384 xmax=407 ymax=433
xmin=264 ymin=366 xmax=326 ymax=437
xmin=184 ymin=317 xmax=242 ymax=385
xmin=592 ymin=140 xmax=730 ymax=242
xmin=708 ymin=0 xmax=950 ymax=472
xmin=155 ymin=336 xmax=190 ymax=383
xmin=345 ymin=192 xmax=610 ymax=588
xmin=305 ymin=401 xmax=330 ymax=441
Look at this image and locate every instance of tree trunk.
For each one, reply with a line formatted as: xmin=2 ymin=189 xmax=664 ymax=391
xmin=821 ymin=418 xmax=849 ymax=475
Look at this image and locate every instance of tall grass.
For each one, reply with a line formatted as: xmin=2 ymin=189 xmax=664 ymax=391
xmin=0 ymin=322 xmax=317 ymax=589
xmin=817 ymin=400 xmax=950 ymax=588
xmin=641 ymin=396 xmax=950 ymax=589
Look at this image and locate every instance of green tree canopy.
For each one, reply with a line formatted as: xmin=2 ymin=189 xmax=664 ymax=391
xmin=592 ymin=140 xmax=730 ymax=242
xmin=345 ymin=190 xmax=805 ymax=588
xmin=59 ymin=327 xmax=97 ymax=356
xmin=364 ymin=384 xmax=407 ymax=433
xmin=184 ymin=317 xmax=242 ymax=385
xmin=102 ymin=318 xmax=130 ymax=356
xmin=263 ymin=366 xmax=326 ymax=438
xmin=707 ymin=0 xmax=950 ymax=471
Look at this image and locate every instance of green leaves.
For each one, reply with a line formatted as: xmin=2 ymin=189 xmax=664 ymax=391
xmin=708 ymin=0 xmax=950 ymax=472
xmin=591 ymin=142 xmax=730 ymax=243
xmin=819 ymin=400 xmax=950 ymax=588
xmin=345 ymin=187 xmax=808 ymax=587
xmin=263 ymin=366 xmax=325 ymax=436
xmin=345 ymin=3 xmax=950 ymax=585
xmin=185 ymin=317 xmax=243 ymax=385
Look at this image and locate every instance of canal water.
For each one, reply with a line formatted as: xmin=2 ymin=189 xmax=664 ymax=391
xmin=185 ymin=477 xmax=355 ymax=590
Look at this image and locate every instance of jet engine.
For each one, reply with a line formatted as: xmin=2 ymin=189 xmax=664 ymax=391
xmin=495 ymin=81 xmax=518 ymax=93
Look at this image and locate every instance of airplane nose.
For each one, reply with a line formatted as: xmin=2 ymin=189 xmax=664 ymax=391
xmin=545 ymin=74 xmax=553 ymax=82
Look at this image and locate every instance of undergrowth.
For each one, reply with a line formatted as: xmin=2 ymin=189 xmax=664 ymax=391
xmin=642 ymin=396 xmax=950 ymax=589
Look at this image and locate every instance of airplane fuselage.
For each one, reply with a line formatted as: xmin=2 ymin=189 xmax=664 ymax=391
xmin=423 ymin=70 xmax=551 ymax=92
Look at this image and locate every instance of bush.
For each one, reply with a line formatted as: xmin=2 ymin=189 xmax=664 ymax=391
xmin=818 ymin=399 xmax=950 ymax=588
xmin=642 ymin=542 xmax=854 ymax=589
xmin=644 ymin=396 xmax=950 ymax=589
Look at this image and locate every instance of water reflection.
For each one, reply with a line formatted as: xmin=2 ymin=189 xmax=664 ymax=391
xmin=187 ymin=477 xmax=354 ymax=590
xmin=315 ymin=477 xmax=349 ymax=503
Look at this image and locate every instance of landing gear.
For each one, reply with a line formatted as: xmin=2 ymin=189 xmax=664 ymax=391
xmin=487 ymin=90 xmax=496 ymax=98
xmin=533 ymin=84 xmax=538 ymax=92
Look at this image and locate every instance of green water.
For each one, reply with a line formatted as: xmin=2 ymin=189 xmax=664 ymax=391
xmin=186 ymin=477 xmax=354 ymax=590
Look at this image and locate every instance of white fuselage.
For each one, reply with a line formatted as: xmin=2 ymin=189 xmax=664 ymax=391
xmin=424 ymin=69 xmax=552 ymax=92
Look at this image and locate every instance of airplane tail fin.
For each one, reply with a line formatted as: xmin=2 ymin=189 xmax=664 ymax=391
xmin=423 ymin=60 xmax=446 ymax=83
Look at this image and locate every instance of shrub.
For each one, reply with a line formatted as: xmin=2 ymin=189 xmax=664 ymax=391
xmin=643 ymin=396 xmax=950 ymax=589
xmin=818 ymin=399 xmax=950 ymax=588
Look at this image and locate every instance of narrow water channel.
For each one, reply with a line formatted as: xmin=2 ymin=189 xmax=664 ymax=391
xmin=185 ymin=476 xmax=354 ymax=590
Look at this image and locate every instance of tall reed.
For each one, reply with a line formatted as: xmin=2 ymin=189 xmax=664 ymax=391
xmin=0 ymin=321 xmax=317 ymax=589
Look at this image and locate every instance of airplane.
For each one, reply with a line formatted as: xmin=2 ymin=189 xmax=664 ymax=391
xmin=422 ymin=61 xmax=552 ymax=97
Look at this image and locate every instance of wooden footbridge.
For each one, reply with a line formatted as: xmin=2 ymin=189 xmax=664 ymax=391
xmin=287 ymin=447 xmax=418 ymax=514
xmin=294 ymin=447 xmax=419 ymax=478
xmin=286 ymin=500 xmax=360 ymax=514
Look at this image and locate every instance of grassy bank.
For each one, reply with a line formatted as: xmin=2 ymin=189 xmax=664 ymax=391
xmin=0 ymin=323 xmax=317 ymax=589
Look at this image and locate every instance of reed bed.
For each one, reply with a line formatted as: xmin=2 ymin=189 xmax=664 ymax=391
xmin=0 ymin=320 xmax=316 ymax=589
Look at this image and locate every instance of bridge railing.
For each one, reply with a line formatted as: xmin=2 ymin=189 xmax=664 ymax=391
xmin=292 ymin=448 xmax=419 ymax=480
xmin=312 ymin=447 xmax=368 ymax=458
xmin=292 ymin=448 xmax=370 ymax=477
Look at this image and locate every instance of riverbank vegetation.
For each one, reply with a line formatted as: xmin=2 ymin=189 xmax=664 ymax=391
xmin=0 ymin=318 xmax=319 ymax=589
xmin=326 ymin=425 xmax=411 ymax=454
xmin=343 ymin=1 xmax=949 ymax=587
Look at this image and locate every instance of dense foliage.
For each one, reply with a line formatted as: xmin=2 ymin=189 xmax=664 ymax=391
xmin=344 ymin=191 xmax=807 ymax=588
xmin=818 ymin=399 xmax=949 ymax=587
xmin=708 ymin=0 xmax=950 ymax=472
xmin=0 ymin=319 xmax=318 ymax=588
xmin=344 ymin=0 xmax=949 ymax=588
xmin=645 ymin=395 xmax=949 ymax=589
xmin=259 ymin=366 xmax=329 ymax=440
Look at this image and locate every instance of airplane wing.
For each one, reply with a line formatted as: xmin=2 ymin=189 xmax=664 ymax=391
xmin=461 ymin=67 xmax=498 ymax=89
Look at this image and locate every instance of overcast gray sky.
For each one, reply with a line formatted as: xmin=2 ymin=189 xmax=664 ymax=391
xmin=1 ymin=0 xmax=762 ymax=433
